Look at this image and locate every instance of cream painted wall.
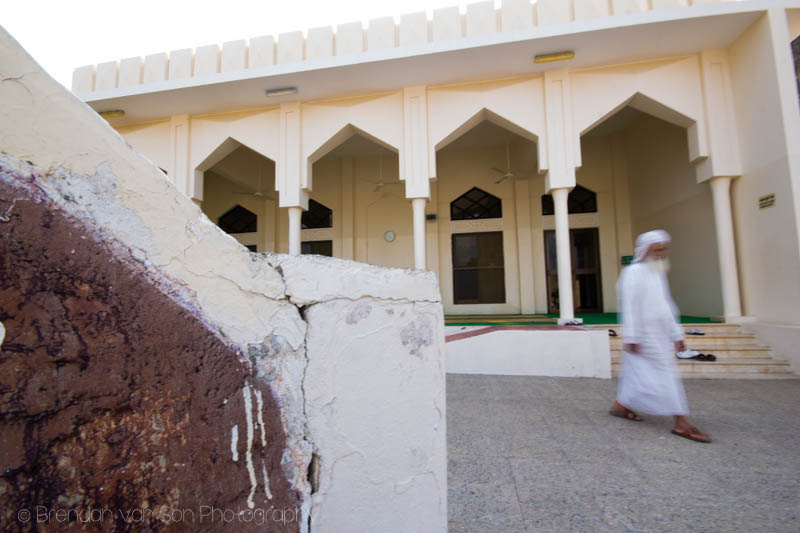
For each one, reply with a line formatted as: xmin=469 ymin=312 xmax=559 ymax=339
xmin=351 ymin=154 xmax=414 ymax=269
xmin=625 ymin=114 xmax=723 ymax=317
xmin=728 ymin=11 xmax=800 ymax=324
xmin=115 ymin=121 xmax=171 ymax=172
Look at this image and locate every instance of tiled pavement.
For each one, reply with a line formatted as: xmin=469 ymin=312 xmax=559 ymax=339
xmin=447 ymin=375 xmax=800 ymax=532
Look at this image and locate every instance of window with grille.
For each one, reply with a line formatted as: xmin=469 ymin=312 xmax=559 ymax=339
xmin=451 ymin=232 xmax=505 ymax=304
xmin=541 ymin=185 xmax=597 ymax=216
xmin=450 ymin=188 xmax=502 ymax=221
xmin=218 ymin=205 xmax=257 ymax=234
xmin=302 ymin=200 xmax=332 ymax=229
xmin=301 ymin=240 xmax=333 ymax=257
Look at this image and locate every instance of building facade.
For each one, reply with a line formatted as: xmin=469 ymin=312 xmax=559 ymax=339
xmin=73 ymin=1 xmax=800 ymax=343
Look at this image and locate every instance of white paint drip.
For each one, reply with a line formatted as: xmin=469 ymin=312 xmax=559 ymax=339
xmin=254 ymin=389 xmax=267 ymax=448
xmin=242 ymin=384 xmax=258 ymax=509
xmin=230 ymin=425 xmax=238 ymax=462
xmin=254 ymin=388 xmax=272 ymax=499
xmin=261 ymin=460 xmax=273 ymax=501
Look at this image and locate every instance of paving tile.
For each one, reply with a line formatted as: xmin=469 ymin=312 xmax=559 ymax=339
xmin=448 ymin=481 xmax=523 ymax=529
xmin=447 ymin=376 xmax=800 ymax=532
xmin=449 ymin=454 xmax=513 ymax=485
xmin=709 ymin=468 xmax=800 ymax=507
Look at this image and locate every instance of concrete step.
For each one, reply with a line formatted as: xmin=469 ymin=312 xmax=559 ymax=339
xmin=610 ymin=334 xmax=761 ymax=347
xmin=602 ymin=323 xmax=797 ymax=379
xmin=610 ymin=345 xmax=775 ymax=359
xmin=668 ymin=372 xmax=800 ymax=380
xmin=601 ymin=324 xmax=744 ymax=334
xmin=611 ymin=359 xmax=789 ymax=374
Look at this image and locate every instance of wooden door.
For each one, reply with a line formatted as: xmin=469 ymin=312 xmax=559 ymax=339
xmin=544 ymin=228 xmax=603 ymax=314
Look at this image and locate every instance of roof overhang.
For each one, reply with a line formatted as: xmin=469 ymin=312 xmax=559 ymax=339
xmin=82 ymin=2 xmax=772 ymax=126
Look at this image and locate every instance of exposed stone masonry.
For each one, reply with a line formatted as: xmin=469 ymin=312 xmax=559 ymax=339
xmin=0 ymin=167 xmax=299 ymax=531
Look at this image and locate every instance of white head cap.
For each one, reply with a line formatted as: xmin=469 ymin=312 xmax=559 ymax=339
xmin=633 ymin=229 xmax=671 ymax=263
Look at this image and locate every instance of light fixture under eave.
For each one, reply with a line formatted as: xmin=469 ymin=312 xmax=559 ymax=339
xmin=265 ymin=86 xmax=298 ymax=97
xmin=98 ymin=109 xmax=125 ymax=119
xmin=533 ymin=51 xmax=575 ymax=64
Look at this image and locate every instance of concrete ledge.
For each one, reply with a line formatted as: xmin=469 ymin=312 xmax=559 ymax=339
xmin=446 ymin=327 xmax=611 ymax=378
xmin=267 ymin=253 xmax=441 ymax=306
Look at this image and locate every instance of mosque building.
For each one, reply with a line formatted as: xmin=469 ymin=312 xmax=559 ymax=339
xmin=72 ymin=0 xmax=800 ymax=373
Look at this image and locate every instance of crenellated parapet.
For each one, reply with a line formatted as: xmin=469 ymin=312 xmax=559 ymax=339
xmin=71 ymin=0 xmax=734 ymax=94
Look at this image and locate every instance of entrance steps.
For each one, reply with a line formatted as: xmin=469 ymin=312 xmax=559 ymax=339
xmin=601 ymin=323 xmax=797 ymax=379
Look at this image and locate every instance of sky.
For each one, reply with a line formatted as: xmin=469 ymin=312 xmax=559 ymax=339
xmin=3 ymin=0 xmax=489 ymax=89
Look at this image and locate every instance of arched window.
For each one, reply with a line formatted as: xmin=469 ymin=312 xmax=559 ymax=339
xmin=302 ymin=199 xmax=333 ymax=229
xmin=450 ymin=187 xmax=502 ymax=221
xmin=218 ymin=205 xmax=257 ymax=234
xmin=541 ymin=185 xmax=597 ymax=216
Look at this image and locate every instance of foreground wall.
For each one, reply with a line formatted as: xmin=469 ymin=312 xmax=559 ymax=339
xmin=0 ymin=27 xmax=447 ymax=532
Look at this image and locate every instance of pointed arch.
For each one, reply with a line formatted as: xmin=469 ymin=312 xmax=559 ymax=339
xmin=579 ymin=92 xmax=705 ymax=164
xmin=435 ymin=108 xmax=539 ymax=152
xmin=304 ymin=123 xmax=398 ymax=193
xmin=192 ymin=136 xmax=276 ymax=201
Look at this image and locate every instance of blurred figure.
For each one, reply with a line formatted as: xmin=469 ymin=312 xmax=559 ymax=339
xmin=609 ymin=230 xmax=711 ymax=443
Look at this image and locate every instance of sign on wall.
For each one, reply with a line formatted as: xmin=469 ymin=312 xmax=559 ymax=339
xmin=759 ymin=193 xmax=776 ymax=210
xmin=621 ymin=255 xmax=633 ymax=266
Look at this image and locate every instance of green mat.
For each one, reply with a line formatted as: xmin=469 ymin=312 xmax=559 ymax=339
xmin=445 ymin=313 xmax=716 ymax=326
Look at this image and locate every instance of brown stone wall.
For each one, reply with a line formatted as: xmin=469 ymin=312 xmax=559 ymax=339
xmin=0 ymin=168 xmax=300 ymax=531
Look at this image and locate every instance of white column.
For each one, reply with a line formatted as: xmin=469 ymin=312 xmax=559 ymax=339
xmin=288 ymin=206 xmax=302 ymax=256
xmin=709 ymin=176 xmax=742 ymax=319
xmin=552 ymin=187 xmax=575 ymax=323
xmin=412 ymin=198 xmax=427 ymax=269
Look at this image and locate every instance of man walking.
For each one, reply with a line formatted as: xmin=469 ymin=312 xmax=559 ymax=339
xmin=609 ymin=230 xmax=712 ymax=443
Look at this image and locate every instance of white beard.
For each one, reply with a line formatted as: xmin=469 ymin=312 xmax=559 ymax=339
xmin=646 ymin=258 xmax=670 ymax=274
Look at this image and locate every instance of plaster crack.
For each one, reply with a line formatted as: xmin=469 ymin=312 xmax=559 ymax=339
xmin=268 ymin=259 xmax=315 ymax=533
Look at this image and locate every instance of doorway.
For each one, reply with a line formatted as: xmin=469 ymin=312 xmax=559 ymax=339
xmin=544 ymin=228 xmax=603 ymax=314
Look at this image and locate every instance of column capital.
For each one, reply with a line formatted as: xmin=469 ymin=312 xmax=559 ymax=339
xmin=402 ymin=87 xmax=431 ymax=200
xmin=277 ymin=102 xmax=308 ymax=209
xmin=543 ymin=70 xmax=580 ymax=191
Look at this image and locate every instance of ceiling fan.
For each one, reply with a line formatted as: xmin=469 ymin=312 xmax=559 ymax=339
xmin=492 ymin=143 xmax=532 ymax=184
xmin=360 ymin=154 xmax=402 ymax=192
xmin=234 ymin=162 xmax=274 ymax=200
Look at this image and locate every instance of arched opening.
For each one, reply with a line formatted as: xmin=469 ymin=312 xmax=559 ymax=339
xmin=201 ymin=143 xmax=277 ymax=253
xmin=436 ymin=118 xmax=539 ymax=314
xmin=310 ymin=130 xmax=404 ymax=266
xmin=567 ymin=103 xmax=723 ymax=317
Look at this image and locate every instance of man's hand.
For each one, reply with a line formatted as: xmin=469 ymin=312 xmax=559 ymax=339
xmin=674 ymin=340 xmax=686 ymax=352
xmin=624 ymin=343 xmax=641 ymax=354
